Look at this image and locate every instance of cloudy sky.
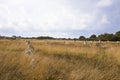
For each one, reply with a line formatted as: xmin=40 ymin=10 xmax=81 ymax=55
xmin=0 ymin=0 xmax=120 ymax=38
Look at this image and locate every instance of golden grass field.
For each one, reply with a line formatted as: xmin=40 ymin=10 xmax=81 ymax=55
xmin=0 ymin=39 xmax=120 ymax=80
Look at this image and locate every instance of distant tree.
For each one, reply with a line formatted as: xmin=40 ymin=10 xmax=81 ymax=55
xmin=18 ymin=36 xmax=21 ymax=38
xmin=98 ymin=33 xmax=116 ymax=41
xmin=79 ymin=36 xmax=86 ymax=40
xmin=111 ymin=35 xmax=119 ymax=41
xmin=68 ymin=38 xmax=71 ymax=40
xmin=12 ymin=35 xmax=16 ymax=40
xmin=89 ymin=34 xmax=97 ymax=40
xmin=73 ymin=38 xmax=77 ymax=42
xmin=37 ymin=36 xmax=54 ymax=40
xmin=115 ymin=31 xmax=120 ymax=40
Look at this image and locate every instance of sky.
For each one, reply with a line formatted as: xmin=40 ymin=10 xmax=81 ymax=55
xmin=0 ymin=0 xmax=120 ymax=38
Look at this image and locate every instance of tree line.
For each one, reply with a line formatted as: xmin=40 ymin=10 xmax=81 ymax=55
xmin=79 ymin=31 xmax=120 ymax=41
xmin=0 ymin=31 xmax=120 ymax=41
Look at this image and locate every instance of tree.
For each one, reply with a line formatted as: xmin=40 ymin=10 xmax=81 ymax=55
xmin=37 ymin=36 xmax=54 ymax=40
xmin=98 ymin=33 xmax=117 ymax=41
xmin=79 ymin=36 xmax=86 ymax=40
xmin=115 ymin=31 xmax=120 ymax=40
xmin=12 ymin=35 xmax=16 ymax=40
xmin=89 ymin=34 xmax=97 ymax=40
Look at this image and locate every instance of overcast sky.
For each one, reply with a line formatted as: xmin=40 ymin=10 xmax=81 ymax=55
xmin=0 ymin=0 xmax=120 ymax=38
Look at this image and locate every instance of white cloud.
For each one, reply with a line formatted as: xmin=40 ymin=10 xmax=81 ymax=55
xmin=0 ymin=0 xmax=116 ymax=37
xmin=4 ymin=0 xmax=96 ymax=32
xmin=97 ymin=0 xmax=112 ymax=7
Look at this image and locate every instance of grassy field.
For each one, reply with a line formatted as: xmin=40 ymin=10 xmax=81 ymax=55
xmin=0 ymin=39 xmax=120 ymax=80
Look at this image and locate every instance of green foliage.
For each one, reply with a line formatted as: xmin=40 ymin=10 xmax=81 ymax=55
xmin=78 ymin=31 xmax=120 ymax=41
xmin=115 ymin=31 xmax=120 ymax=40
xmin=37 ymin=36 xmax=55 ymax=40
xmin=1 ymin=31 xmax=120 ymax=41
xmin=89 ymin=34 xmax=97 ymax=40
xmin=79 ymin=36 xmax=86 ymax=40
xmin=98 ymin=33 xmax=117 ymax=41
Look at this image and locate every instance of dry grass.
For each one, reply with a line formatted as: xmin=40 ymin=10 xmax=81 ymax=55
xmin=0 ymin=39 xmax=120 ymax=80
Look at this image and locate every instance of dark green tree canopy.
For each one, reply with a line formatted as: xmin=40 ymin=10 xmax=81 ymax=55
xmin=98 ymin=33 xmax=115 ymax=41
xmin=115 ymin=31 xmax=120 ymax=40
xmin=78 ymin=31 xmax=120 ymax=41
xmin=89 ymin=34 xmax=97 ymax=40
xmin=79 ymin=36 xmax=86 ymax=40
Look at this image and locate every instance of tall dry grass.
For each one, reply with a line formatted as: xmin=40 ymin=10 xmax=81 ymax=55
xmin=0 ymin=39 xmax=120 ymax=80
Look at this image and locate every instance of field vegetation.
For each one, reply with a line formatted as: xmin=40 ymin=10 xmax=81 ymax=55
xmin=0 ymin=39 xmax=120 ymax=80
